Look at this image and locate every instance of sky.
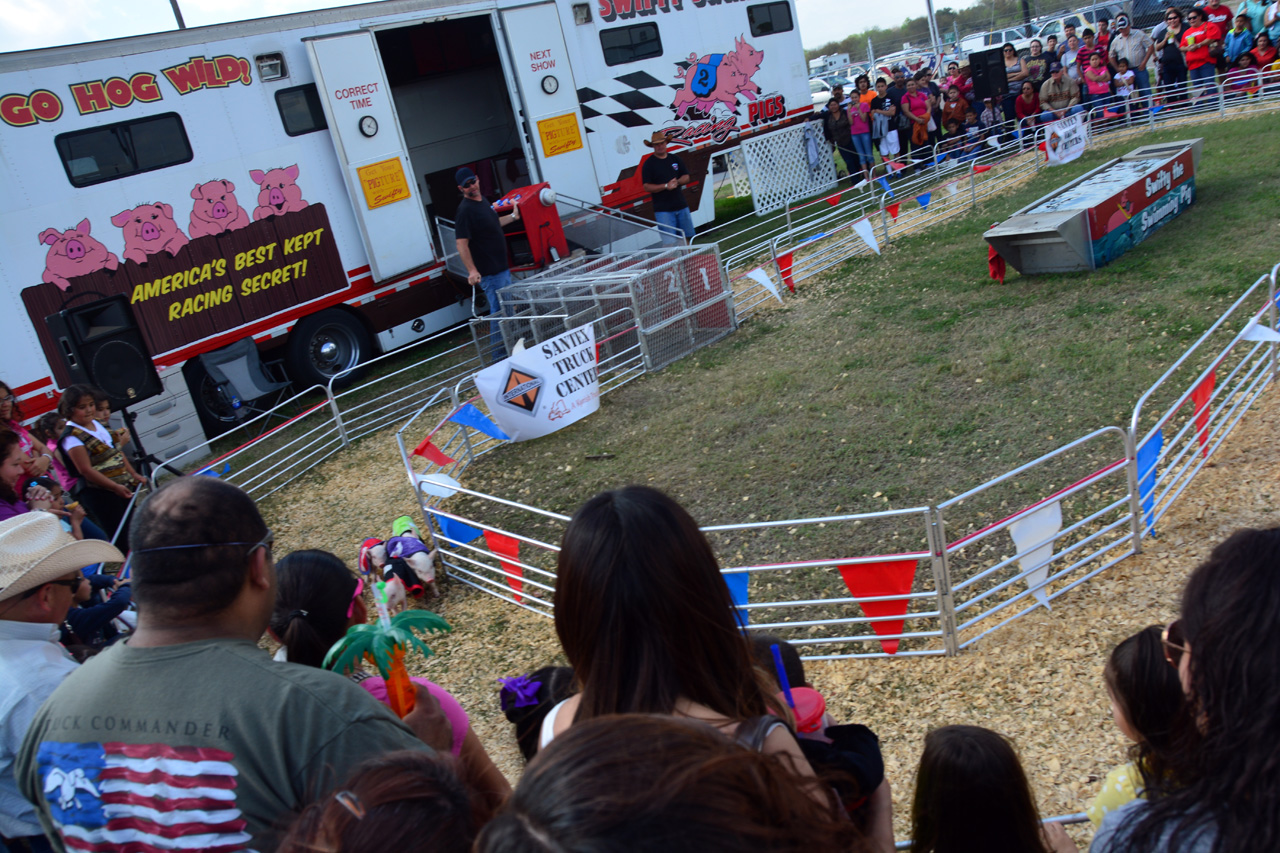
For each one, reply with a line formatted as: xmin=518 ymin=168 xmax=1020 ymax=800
xmin=0 ymin=0 xmax=923 ymax=54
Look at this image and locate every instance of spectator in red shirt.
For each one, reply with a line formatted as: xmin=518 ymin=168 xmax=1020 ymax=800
xmin=1201 ymin=0 xmax=1234 ymax=37
xmin=1181 ymin=7 xmax=1223 ymax=93
xmin=1014 ymin=80 xmax=1041 ymax=133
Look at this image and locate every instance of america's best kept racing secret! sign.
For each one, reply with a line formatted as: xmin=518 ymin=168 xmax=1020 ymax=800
xmin=474 ymin=323 xmax=600 ymax=441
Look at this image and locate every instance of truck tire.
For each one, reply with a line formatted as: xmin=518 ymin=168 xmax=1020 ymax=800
xmin=285 ymin=309 xmax=371 ymax=389
xmin=183 ymin=360 xmax=239 ymax=439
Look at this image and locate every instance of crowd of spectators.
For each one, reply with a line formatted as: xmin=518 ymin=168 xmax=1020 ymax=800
xmin=820 ymin=0 xmax=1280 ymax=177
xmin=0 ymin=386 xmax=1274 ymax=850
xmin=1 ymin=437 xmax=1278 ymax=852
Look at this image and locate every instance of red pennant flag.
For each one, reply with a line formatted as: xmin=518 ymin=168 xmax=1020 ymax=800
xmin=973 ymin=164 xmax=993 ymax=173
xmin=824 ymin=190 xmax=843 ymax=207
xmin=837 ymin=560 xmax=919 ymax=654
xmin=1190 ymin=372 xmax=1216 ymax=457
xmin=776 ymin=251 xmax=796 ymax=292
xmin=886 ymin=161 xmax=907 ymax=172
xmin=886 ymin=203 xmax=901 ymax=219
xmin=412 ymin=435 xmax=455 ymax=467
xmin=484 ymin=530 xmax=523 ymax=603
xmin=987 ymin=244 xmax=1006 ymax=284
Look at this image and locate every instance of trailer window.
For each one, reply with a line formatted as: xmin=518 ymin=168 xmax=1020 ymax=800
xmin=55 ymin=112 xmax=192 ymax=188
xmin=600 ymin=23 xmax=662 ymax=66
xmin=276 ymin=84 xmax=329 ymax=137
xmin=748 ymin=2 xmax=793 ymax=36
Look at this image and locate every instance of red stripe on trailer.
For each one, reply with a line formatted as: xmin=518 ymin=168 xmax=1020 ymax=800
xmin=12 ymin=377 xmax=55 ymax=396
xmin=346 ymin=265 xmax=371 ymax=278
xmin=947 ymin=457 xmax=1127 ymax=549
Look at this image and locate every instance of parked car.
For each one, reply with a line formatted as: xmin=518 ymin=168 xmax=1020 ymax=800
xmin=1032 ymin=3 xmax=1125 ymax=43
xmin=810 ymin=77 xmax=833 ymax=111
xmin=959 ymin=25 xmax=1035 ymax=58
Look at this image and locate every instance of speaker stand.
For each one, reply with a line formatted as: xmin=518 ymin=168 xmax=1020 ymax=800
xmin=120 ymin=407 xmax=185 ymax=481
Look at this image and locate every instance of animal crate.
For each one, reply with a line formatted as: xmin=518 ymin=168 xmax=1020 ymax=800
xmin=497 ymin=246 xmax=737 ymax=372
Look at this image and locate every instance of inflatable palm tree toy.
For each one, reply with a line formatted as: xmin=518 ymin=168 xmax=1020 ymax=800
xmin=323 ymin=580 xmax=450 ymax=718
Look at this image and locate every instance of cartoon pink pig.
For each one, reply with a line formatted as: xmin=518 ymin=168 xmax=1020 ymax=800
xmin=110 ymin=203 xmax=189 ymax=264
xmin=38 ymin=219 xmax=120 ymax=292
xmin=250 ymin=165 xmax=309 ymax=220
xmin=188 ymin=179 xmax=250 ymax=238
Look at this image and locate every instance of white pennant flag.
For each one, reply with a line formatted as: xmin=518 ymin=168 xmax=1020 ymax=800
xmin=745 ymin=267 xmax=782 ymax=302
xmin=946 ymin=182 xmax=958 ymax=196
xmin=850 ymin=218 xmax=880 ymax=255
xmin=1008 ymin=500 xmax=1063 ymax=608
xmin=1242 ymin=318 xmax=1280 ymax=342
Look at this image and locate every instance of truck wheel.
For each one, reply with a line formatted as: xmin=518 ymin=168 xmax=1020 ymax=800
xmin=184 ymin=360 xmax=238 ymax=439
xmin=286 ymin=309 xmax=371 ymax=388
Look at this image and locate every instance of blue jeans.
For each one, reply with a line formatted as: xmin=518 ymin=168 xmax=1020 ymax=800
xmin=1189 ymin=63 xmax=1217 ymax=96
xmin=850 ymin=132 xmax=874 ymax=167
xmin=654 ymin=207 xmax=695 ymax=245
xmin=1037 ymin=105 xmax=1085 ymax=123
xmin=480 ymin=268 xmax=511 ymax=363
xmin=1132 ymin=68 xmax=1151 ymax=104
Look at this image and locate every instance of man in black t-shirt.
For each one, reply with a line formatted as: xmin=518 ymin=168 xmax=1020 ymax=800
xmin=453 ymin=166 xmax=520 ymax=361
xmin=639 ymin=131 xmax=693 ymax=245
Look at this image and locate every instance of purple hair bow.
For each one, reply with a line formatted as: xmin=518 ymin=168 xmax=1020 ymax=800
xmin=499 ymin=674 xmax=543 ymax=710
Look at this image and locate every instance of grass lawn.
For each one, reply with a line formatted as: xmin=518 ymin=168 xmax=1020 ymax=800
xmin=448 ymin=112 xmax=1280 ymax=618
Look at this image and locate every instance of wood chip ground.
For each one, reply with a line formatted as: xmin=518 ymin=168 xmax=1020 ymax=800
xmin=261 ymin=377 xmax=1278 ymax=847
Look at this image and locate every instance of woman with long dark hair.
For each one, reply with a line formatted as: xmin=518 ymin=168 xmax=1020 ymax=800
xmin=1092 ymin=527 xmax=1280 ymax=851
xmin=1088 ymin=626 xmax=1188 ymax=825
xmin=909 ymin=725 xmax=1076 ymax=853
xmin=543 ymin=486 xmax=813 ymax=777
xmin=268 ymin=549 xmax=510 ymax=813
xmin=0 ymin=380 xmax=52 ymax=488
xmin=476 ymin=715 xmax=864 ymax=853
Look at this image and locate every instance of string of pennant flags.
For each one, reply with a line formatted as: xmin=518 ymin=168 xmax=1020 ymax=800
xmin=403 ymin=346 xmax=1250 ymax=656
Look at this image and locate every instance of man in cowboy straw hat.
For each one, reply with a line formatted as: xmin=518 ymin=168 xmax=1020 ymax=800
xmin=640 ymin=130 xmax=694 ymax=245
xmin=0 ymin=513 xmax=122 ymax=850
xmin=15 ymin=477 xmax=450 ymax=853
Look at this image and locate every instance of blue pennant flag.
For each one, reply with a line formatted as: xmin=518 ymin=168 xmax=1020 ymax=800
xmin=431 ymin=511 xmax=484 ymax=545
xmin=1150 ymin=105 xmax=1164 ymax=114
xmin=800 ymin=232 xmax=828 ymax=243
xmin=449 ymin=403 xmax=510 ymax=441
xmin=197 ymin=462 xmax=231 ymax=478
xmin=935 ymin=154 xmax=946 ymax=164
xmin=877 ymin=177 xmax=894 ymax=198
xmin=916 ymin=191 xmax=932 ymax=209
xmin=723 ymin=571 xmax=750 ymax=628
xmin=1137 ymin=429 xmax=1164 ymax=533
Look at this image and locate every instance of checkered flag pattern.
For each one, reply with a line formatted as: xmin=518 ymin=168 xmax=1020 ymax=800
xmin=576 ymin=71 xmax=683 ymax=133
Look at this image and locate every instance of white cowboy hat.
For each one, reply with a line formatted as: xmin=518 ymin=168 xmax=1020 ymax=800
xmin=0 ymin=513 xmax=124 ymax=603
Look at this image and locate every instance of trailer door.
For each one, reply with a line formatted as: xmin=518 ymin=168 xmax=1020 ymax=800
xmin=306 ymin=32 xmax=435 ymax=281
xmin=499 ymin=5 xmax=601 ymax=202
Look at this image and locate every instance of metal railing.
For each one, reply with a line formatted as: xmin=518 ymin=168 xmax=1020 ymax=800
xmin=397 ymin=262 xmax=1279 ymax=660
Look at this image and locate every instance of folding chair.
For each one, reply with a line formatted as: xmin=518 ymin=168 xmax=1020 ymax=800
xmin=199 ymin=338 xmax=292 ymax=436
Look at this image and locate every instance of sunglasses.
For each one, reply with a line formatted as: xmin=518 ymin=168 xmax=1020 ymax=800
xmin=462 ymin=177 xmax=478 ymax=188
xmin=347 ymin=576 xmax=364 ymax=619
xmin=20 ymin=577 xmax=82 ymax=599
xmin=1162 ymin=619 xmax=1190 ymax=668
xmin=1167 ymin=15 xmax=1180 ymax=19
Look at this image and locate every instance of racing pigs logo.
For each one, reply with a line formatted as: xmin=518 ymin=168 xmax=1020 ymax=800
xmin=188 ymin=179 xmax=250 ymax=237
xmin=110 ymin=202 xmax=189 ymax=263
xmin=671 ymin=36 xmax=764 ymax=119
xmin=38 ymin=219 xmax=119 ymax=292
xmin=250 ymin=164 xmax=309 ymax=220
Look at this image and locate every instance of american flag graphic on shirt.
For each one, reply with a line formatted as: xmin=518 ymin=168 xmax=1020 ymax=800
xmin=35 ymin=741 xmax=255 ymax=852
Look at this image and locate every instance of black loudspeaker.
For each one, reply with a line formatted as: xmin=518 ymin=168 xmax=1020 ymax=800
xmin=968 ymin=47 xmax=1009 ymax=104
xmin=45 ymin=296 xmax=163 ymax=410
